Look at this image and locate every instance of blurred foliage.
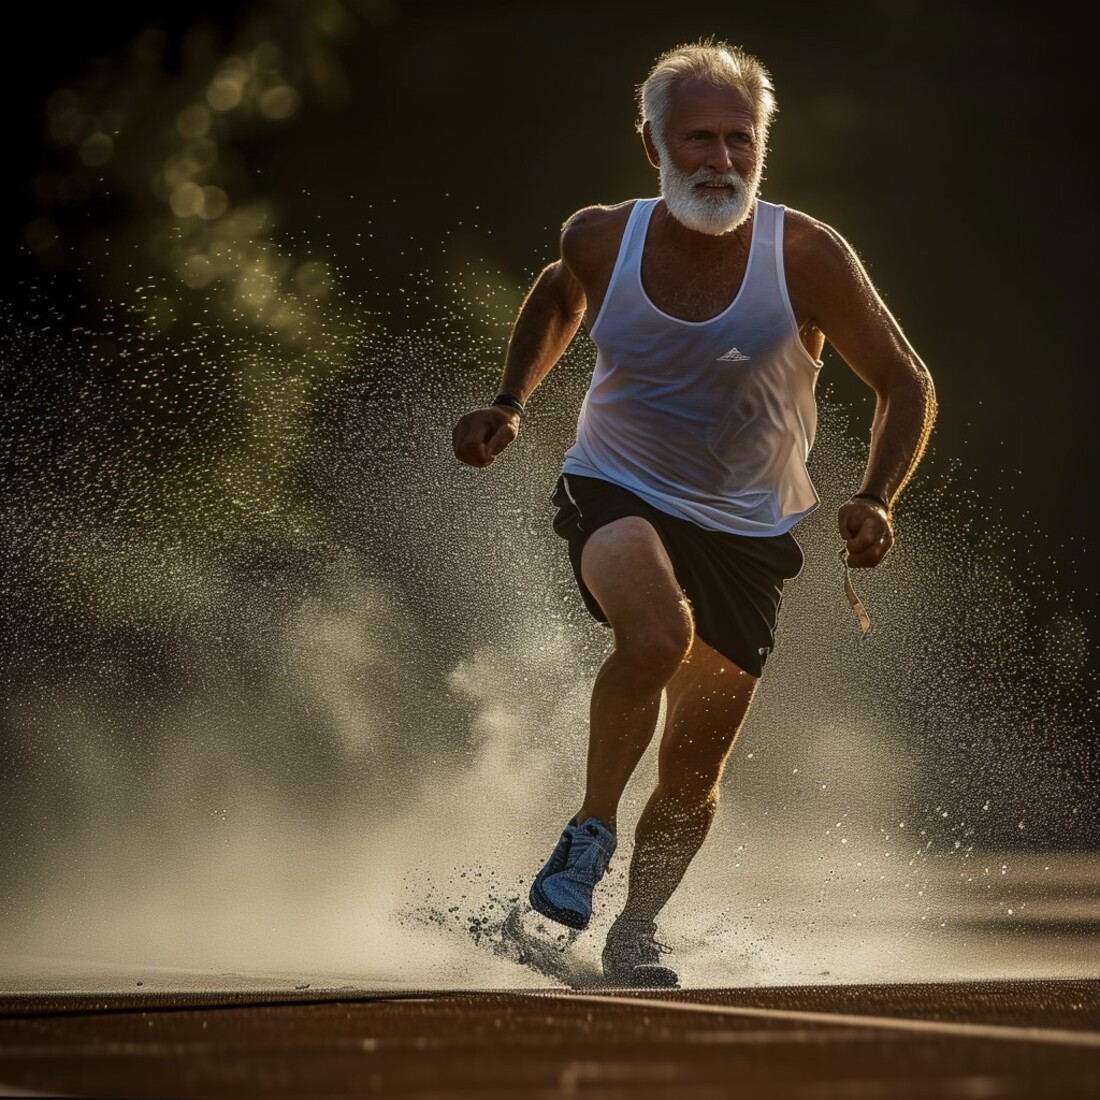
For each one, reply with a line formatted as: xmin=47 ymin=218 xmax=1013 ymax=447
xmin=19 ymin=0 xmax=400 ymax=531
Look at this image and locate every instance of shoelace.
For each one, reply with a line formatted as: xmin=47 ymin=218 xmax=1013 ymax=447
xmin=612 ymin=922 xmax=671 ymax=965
xmin=839 ymin=547 xmax=872 ymax=635
xmin=641 ymin=932 xmax=673 ymax=962
xmin=565 ymin=830 xmax=612 ymax=879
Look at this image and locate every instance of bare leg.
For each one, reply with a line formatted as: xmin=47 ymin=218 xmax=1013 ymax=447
xmin=616 ymin=637 xmax=757 ymax=925
xmin=573 ymin=517 xmax=694 ymax=833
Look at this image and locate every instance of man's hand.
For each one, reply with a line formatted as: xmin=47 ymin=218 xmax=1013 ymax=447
xmin=837 ymin=496 xmax=894 ymax=568
xmin=452 ymin=407 xmax=521 ymax=468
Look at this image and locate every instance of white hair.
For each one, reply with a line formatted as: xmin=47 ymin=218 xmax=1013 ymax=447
xmin=637 ymin=39 xmax=778 ymax=148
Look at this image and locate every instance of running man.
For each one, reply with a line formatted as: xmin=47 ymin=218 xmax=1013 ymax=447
xmin=452 ymin=40 xmax=936 ymax=987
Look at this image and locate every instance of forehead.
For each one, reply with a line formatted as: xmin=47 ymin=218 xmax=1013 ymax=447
xmin=665 ymin=79 xmax=755 ymax=132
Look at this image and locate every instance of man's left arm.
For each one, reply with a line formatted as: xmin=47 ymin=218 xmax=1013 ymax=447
xmin=791 ymin=218 xmax=938 ymax=568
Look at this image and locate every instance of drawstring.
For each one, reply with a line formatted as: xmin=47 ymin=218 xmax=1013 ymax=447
xmin=839 ymin=548 xmax=872 ymax=635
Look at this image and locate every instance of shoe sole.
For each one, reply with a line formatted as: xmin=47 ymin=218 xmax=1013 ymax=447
xmin=528 ymin=876 xmax=589 ymax=930
xmin=602 ymin=963 xmax=680 ymax=989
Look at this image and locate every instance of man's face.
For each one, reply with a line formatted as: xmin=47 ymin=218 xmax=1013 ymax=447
xmin=647 ymin=80 xmax=762 ymax=236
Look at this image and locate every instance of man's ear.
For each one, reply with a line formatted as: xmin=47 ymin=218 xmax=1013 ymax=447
xmin=642 ymin=121 xmax=661 ymax=169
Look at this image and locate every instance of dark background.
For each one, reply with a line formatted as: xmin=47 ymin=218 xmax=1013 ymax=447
xmin=5 ymin=0 xmax=1096 ymax=545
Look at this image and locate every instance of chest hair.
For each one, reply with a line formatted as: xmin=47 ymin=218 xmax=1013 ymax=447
xmin=641 ymin=237 xmax=751 ymax=322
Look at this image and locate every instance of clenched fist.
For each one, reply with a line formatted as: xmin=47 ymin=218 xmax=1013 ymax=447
xmin=452 ymin=407 xmax=521 ymax=468
xmin=837 ymin=495 xmax=894 ymax=568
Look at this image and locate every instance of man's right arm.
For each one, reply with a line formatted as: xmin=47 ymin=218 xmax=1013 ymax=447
xmin=452 ymin=219 xmax=590 ymax=469
xmin=500 ymin=258 xmax=588 ymax=404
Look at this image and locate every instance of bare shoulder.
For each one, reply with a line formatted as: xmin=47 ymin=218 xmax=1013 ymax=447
xmin=560 ymin=201 xmax=636 ymax=279
xmin=562 ymin=200 xmax=635 ymax=238
xmin=782 ymin=207 xmax=866 ymax=281
xmin=782 ymin=206 xmax=886 ymax=329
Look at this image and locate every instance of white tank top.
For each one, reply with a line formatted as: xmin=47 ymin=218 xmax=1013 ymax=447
xmin=562 ymin=198 xmax=822 ymax=536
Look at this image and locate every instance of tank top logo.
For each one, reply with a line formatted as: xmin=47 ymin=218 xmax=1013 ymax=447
xmin=716 ymin=345 xmax=751 ymax=362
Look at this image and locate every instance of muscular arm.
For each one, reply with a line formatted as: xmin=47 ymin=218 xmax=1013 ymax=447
xmin=787 ymin=214 xmax=938 ymax=565
xmin=453 ymin=211 xmax=600 ymax=468
xmin=498 ymin=257 xmax=587 ymax=404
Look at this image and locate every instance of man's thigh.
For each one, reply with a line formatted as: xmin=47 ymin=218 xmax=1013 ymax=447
xmin=579 ymin=516 xmax=693 ymax=640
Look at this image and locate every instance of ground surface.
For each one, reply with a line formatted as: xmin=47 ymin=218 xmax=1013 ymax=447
xmin=1 ymin=979 xmax=1098 ymax=1098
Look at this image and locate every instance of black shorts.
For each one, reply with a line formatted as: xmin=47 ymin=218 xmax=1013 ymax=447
xmin=551 ymin=474 xmax=804 ymax=677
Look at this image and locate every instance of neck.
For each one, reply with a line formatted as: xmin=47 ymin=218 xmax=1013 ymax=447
xmin=654 ymin=200 xmax=755 ymax=249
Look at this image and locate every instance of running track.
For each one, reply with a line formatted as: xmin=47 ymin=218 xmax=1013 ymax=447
xmin=2 ymin=979 xmax=1098 ymax=1097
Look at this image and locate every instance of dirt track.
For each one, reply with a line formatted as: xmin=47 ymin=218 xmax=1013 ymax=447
xmin=1 ymin=979 xmax=1098 ymax=1098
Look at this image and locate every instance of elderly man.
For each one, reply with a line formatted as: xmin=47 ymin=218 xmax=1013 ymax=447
xmin=452 ymin=40 xmax=935 ymax=988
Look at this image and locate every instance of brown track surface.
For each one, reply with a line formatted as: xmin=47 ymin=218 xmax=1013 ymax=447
xmin=1 ymin=979 xmax=1098 ymax=1098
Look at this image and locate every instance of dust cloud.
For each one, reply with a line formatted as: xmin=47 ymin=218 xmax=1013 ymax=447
xmin=2 ymin=252 xmax=1096 ymax=993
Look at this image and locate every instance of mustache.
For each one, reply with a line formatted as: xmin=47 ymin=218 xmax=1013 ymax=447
xmin=687 ymin=169 xmax=746 ymax=191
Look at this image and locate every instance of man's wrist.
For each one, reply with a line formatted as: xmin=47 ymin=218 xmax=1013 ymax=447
xmin=491 ymin=391 xmax=526 ymax=417
xmin=854 ymin=490 xmax=891 ymax=513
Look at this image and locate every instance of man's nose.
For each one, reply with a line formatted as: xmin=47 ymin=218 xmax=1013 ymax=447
xmin=706 ymin=139 xmax=734 ymax=172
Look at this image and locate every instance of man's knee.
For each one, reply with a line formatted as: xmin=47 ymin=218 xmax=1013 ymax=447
xmin=617 ymin=617 xmax=693 ymax=681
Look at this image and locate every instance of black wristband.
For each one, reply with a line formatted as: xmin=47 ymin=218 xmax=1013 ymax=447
xmin=491 ymin=391 xmax=526 ymax=417
xmin=854 ymin=491 xmax=891 ymax=512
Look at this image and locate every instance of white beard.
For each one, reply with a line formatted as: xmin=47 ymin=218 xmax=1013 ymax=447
xmin=657 ymin=147 xmax=760 ymax=236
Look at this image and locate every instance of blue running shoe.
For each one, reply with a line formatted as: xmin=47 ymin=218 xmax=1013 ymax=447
xmin=529 ymin=817 xmax=616 ymax=930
